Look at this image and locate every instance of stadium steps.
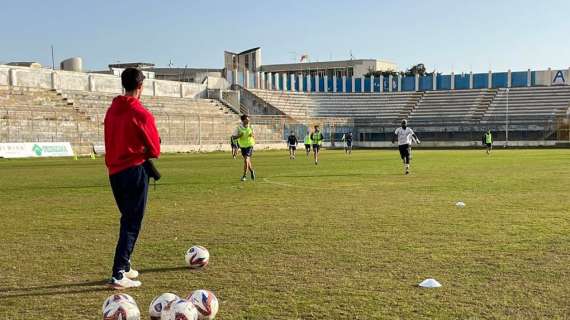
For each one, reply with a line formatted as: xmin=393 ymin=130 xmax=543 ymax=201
xmin=409 ymin=89 xmax=496 ymax=125
xmin=249 ymin=89 xmax=423 ymax=124
xmin=398 ymin=91 xmax=424 ymax=121
xmin=481 ymin=87 xmax=570 ymax=125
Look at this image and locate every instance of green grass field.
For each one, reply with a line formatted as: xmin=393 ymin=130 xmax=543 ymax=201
xmin=0 ymin=149 xmax=569 ymax=319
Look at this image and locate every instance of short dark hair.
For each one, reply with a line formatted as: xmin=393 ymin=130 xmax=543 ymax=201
xmin=121 ymin=68 xmax=145 ymax=91
xmin=240 ymin=114 xmax=249 ymax=121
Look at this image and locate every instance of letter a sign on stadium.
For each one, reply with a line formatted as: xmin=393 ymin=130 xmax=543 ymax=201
xmin=552 ymin=70 xmax=566 ymax=85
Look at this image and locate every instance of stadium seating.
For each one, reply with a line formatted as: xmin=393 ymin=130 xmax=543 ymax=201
xmin=249 ymin=87 xmax=570 ymax=128
xmin=0 ymin=86 xmax=90 ymax=144
xmin=408 ymin=89 xmax=496 ymax=124
xmin=3 ymin=83 xmax=569 ymax=149
xmin=0 ymin=85 xmax=285 ymax=151
xmin=249 ymin=89 xmax=423 ymax=123
xmin=481 ymin=86 xmax=570 ymax=125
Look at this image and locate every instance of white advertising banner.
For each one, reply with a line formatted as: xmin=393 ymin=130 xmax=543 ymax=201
xmin=0 ymin=142 xmax=74 ymax=158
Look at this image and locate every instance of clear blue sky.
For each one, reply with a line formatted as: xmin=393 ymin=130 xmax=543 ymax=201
xmin=2 ymin=0 xmax=569 ymax=73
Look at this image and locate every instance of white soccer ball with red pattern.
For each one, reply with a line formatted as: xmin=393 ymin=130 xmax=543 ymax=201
xmin=149 ymin=293 xmax=180 ymax=320
xmin=185 ymin=245 xmax=210 ymax=269
xmin=102 ymin=300 xmax=140 ymax=320
xmin=160 ymin=299 xmax=198 ymax=320
xmin=102 ymin=293 xmax=137 ymax=313
xmin=187 ymin=290 xmax=219 ymax=319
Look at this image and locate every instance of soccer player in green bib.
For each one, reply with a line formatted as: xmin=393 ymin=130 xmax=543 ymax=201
xmin=304 ymin=129 xmax=312 ymax=158
xmin=310 ymin=125 xmax=324 ymax=165
xmin=233 ymin=115 xmax=256 ymax=181
xmin=482 ymin=129 xmax=493 ymax=155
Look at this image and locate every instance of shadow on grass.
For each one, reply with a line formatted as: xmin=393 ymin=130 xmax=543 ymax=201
xmin=0 ymin=280 xmax=110 ymax=299
xmin=0 ymin=279 xmax=108 ymax=293
xmin=0 ymin=287 xmax=110 ymax=299
xmin=139 ymin=266 xmax=188 ymax=273
xmin=2 ymin=181 xmax=205 ymax=192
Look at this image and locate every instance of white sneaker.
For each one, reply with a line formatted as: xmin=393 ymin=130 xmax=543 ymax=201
xmin=124 ymin=269 xmax=139 ymax=279
xmin=108 ymin=276 xmax=141 ymax=290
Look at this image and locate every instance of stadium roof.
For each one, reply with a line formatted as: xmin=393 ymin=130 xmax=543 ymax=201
xmin=108 ymin=62 xmax=155 ymax=69
xmin=260 ymin=59 xmax=394 ymax=72
xmin=224 ymin=47 xmax=261 ymax=56
xmin=149 ymin=68 xmax=222 ymax=74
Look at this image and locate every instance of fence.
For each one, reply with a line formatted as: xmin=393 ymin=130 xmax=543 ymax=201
xmin=1 ymin=108 xmax=568 ymax=153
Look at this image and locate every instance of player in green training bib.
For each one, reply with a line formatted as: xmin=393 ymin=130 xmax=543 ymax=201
xmin=310 ymin=125 xmax=324 ymax=165
xmin=233 ymin=115 xmax=256 ymax=181
xmin=482 ymin=129 xmax=493 ymax=155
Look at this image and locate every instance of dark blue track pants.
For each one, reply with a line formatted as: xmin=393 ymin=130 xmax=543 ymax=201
xmin=109 ymin=164 xmax=149 ymax=279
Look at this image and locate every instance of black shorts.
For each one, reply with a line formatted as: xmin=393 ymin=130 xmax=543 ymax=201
xmin=231 ymin=143 xmax=238 ymax=149
xmin=312 ymin=144 xmax=321 ymax=152
xmin=305 ymin=144 xmax=311 ymax=151
xmin=289 ymin=145 xmax=296 ymax=151
xmin=485 ymin=143 xmax=492 ymax=148
xmin=346 ymin=141 xmax=352 ymax=147
xmin=241 ymin=147 xmax=253 ymax=157
xmin=398 ymin=144 xmax=411 ymax=159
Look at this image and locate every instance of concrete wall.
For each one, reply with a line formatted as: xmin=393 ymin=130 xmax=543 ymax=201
xmin=355 ymin=140 xmax=561 ymax=148
xmin=534 ymin=69 xmax=570 ymax=86
xmin=0 ymin=64 xmax=206 ymax=98
xmin=222 ymin=90 xmax=240 ymax=110
xmin=0 ymin=68 xmax=8 ymax=85
xmin=206 ymin=76 xmax=230 ymax=89
xmin=58 ymin=72 xmax=90 ymax=91
xmin=161 ymin=142 xmax=288 ymax=153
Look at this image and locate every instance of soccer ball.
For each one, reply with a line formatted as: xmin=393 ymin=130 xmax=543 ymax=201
xmin=455 ymin=201 xmax=466 ymax=208
xmin=187 ymin=290 xmax=219 ymax=319
xmin=160 ymin=299 xmax=198 ymax=320
xmin=149 ymin=293 xmax=180 ymax=320
xmin=102 ymin=294 xmax=137 ymax=313
xmin=102 ymin=300 xmax=140 ymax=320
xmin=185 ymin=245 xmax=210 ymax=269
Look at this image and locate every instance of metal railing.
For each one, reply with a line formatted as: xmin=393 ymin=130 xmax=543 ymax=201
xmin=1 ymin=109 xmax=568 ymax=151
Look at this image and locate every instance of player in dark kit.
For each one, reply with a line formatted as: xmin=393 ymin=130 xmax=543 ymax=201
xmin=304 ymin=130 xmax=312 ymax=158
xmin=342 ymin=131 xmax=353 ymax=155
xmin=287 ymin=131 xmax=298 ymax=159
xmin=392 ymin=120 xmax=420 ymax=175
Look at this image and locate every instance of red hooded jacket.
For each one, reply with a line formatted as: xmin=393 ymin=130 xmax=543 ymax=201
xmin=104 ymin=95 xmax=160 ymax=176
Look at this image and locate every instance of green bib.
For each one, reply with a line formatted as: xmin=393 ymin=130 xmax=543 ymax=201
xmin=238 ymin=125 xmax=255 ymax=148
xmin=312 ymin=132 xmax=323 ymax=145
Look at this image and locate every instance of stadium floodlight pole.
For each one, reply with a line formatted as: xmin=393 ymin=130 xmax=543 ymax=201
xmin=505 ymin=88 xmax=510 ymax=148
xmin=51 ymin=45 xmax=55 ymax=70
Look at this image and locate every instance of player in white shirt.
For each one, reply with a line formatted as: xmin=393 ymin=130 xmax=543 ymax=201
xmin=392 ymin=119 xmax=420 ymax=175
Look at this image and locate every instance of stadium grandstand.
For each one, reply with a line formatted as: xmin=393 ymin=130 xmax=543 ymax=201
xmin=225 ymin=49 xmax=570 ymax=147
xmin=1 ymin=48 xmax=569 ymax=155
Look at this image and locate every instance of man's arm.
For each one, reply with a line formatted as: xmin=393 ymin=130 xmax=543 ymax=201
xmin=392 ymin=132 xmax=397 ymax=144
xmin=412 ymin=133 xmax=421 ymax=144
xmin=140 ymin=113 xmax=160 ymax=158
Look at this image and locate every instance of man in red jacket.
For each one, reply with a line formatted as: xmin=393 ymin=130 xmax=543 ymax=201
xmin=104 ymin=68 xmax=160 ymax=289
